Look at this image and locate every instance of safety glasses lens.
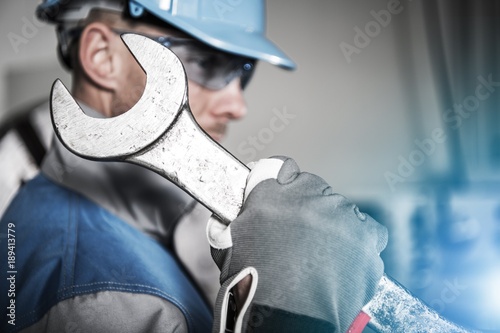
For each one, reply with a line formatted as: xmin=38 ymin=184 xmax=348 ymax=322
xmin=113 ymin=31 xmax=256 ymax=90
xmin=164 ymin=40 xmax=256 ymax=90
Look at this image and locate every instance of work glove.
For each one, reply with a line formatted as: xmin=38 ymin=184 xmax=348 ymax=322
xmin=207 ymin=156 xmax=388 ymax=333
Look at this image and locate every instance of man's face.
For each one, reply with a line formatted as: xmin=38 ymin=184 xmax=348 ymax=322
xmin=114 ymin=23 xmax=248 ymax=142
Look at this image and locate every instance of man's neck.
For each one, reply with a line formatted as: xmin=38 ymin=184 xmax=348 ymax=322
xmin=72 ymin=80 xmax=115 ymax=117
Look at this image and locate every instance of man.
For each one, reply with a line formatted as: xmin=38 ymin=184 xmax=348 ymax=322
xmin=0 ymin=1 xmax=387 ymax=332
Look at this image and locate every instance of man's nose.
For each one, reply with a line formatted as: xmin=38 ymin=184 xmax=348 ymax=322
xmin=215 ymin=78 xmax=247 ymax=120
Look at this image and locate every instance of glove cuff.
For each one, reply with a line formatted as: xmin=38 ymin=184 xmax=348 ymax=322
xmin=212 ymin=267 xmax=259 ymax=333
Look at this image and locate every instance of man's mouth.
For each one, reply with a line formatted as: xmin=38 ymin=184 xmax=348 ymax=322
xmin=210 ymin=124 xmax=227 ymax=142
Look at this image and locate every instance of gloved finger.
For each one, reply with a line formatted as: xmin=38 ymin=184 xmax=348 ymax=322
xmin=347 ymin=208 xmax=388 ymax=255
xmin=244 ymin=157 xmax=284 ymax=201
xmin=332 ymin=193 xmax=389 ymax=255
xmin=206 ymin=215 xmax=233 ymax=250
xmin=289 ymin=171 xmax=336 ymax=197
xmin=310 ymin=192 xmax=382 ymax=270
xmin=365 ymin=215 xmax=389 ymax=254
xmin=277 ymin=157 xmax=344 ymax=198
xmin=271 ymin=156 xmax=335 ymax=197
xmin=272 ymin=155 xmax=301 ymax=184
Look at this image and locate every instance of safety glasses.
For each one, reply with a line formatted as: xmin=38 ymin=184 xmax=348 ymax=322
xmin=113 ymin=30 xmax=256 ymax=91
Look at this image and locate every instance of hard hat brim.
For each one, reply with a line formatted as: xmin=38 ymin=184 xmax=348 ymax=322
xmin=175 ymin=19 xmax=297 ymax=70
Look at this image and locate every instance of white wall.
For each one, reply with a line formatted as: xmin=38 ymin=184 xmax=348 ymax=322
xmin=0 ymin=0 xmax=438 ymax=198
xmin=0 ymin=0 xmax=444 ymax=280
xmin=0 ymin=0 xmax=436 ymax=278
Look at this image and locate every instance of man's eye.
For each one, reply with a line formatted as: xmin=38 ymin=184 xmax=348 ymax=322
xmin=188 ymin=55 xmax=217 ymax=70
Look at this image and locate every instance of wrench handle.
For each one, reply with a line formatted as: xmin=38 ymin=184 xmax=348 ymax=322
xmin=360 ymin=274 xmax=478 ymax=333
xmin=347 ymin=275 xmax=478 ymax=333
xmin=130 ymin=107 xmax=250 ymax=225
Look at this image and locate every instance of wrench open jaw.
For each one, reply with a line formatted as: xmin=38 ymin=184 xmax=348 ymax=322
xmin=50 ymin=33 xmax=478 ymax=333
xmin=51 ymin=33 xmax=250 ymax=225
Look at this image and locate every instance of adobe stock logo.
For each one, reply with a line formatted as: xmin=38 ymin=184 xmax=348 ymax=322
xmin=384 ymin=128 xmax=447 ymax=192
xmin=428 ymin=278 xmax=468 ymax=313
xmin=7 ymin=16 xmax=47 ymax=54
xmin=339 ymin=0 xmax=414 ymax=64
xmin=384 ymin=74 xmax=499 ymax=192
xmin=7 ymin=0 xmax=73 ymax=54
xmin=237 ymin=107 xmax=296 ymax=162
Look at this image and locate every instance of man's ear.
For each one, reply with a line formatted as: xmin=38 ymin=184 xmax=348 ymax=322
xmin=78 ymin=22 xmax=120 ymax=91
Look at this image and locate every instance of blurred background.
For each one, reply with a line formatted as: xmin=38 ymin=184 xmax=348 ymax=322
xmin=1 ymin=0 xmax=500 ymax=331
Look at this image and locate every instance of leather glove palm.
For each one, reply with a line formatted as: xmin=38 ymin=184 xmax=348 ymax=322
xmin=207 ymin=157 xmax=388 ymax=332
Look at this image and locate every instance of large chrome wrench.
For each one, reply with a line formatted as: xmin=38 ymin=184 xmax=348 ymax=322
xmin=50 ymin=34 xmax=477 ymax=333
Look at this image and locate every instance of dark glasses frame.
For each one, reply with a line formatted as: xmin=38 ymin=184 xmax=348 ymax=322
xmin=111 ymin=29 xmax=256 ymax=90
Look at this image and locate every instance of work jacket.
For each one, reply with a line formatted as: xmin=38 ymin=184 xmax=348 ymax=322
xmin=1 ymin=103 xmax=218 ymax=332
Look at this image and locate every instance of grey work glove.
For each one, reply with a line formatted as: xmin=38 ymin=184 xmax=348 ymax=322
xmin=207 ymin=157 xmax=388 ymax=333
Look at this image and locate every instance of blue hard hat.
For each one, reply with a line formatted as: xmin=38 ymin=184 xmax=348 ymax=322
xmin=36 ymin=0 xmax=296 ymax=70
